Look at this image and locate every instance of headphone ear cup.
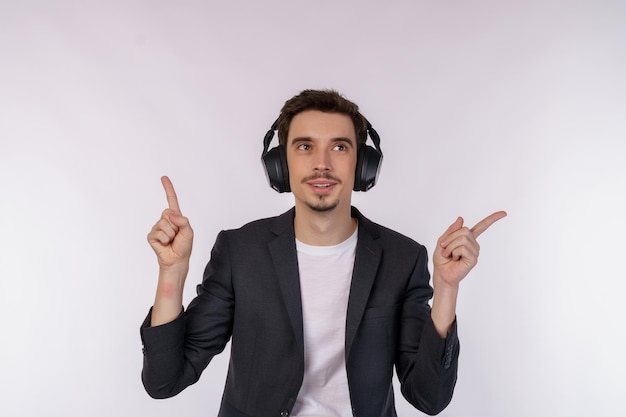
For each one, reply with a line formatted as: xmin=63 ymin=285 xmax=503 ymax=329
xmin=353 ymin=144 xmax=382 ymax=191
xmin=262 ymin=145 xmax=290 ymax=193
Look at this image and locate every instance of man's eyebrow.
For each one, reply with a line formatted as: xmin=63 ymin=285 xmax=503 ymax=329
xmin=331 ymin=137 xmax=355 ymax=146
xmin=290 ymin=137 xmax=313 ymax=144
xmin=290 ymin=137 xmax=355 ymax=145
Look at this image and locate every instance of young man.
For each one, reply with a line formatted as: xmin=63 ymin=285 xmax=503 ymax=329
xmin=141 ymin=90 xmax=506 ymax=417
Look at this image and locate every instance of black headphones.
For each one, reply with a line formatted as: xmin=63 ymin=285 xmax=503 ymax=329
xmin=261 ymin=118 xmax=383 ymax=193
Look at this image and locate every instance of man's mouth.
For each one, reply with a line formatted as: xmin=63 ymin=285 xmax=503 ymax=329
xmin=303 ymin=174 xmax=341 ymax=185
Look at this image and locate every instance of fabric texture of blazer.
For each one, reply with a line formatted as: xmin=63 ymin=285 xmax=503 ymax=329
xmin=140 ymin=207 xmax=459 ymax=417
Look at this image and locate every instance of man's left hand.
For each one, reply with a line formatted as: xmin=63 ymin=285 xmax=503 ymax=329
xmin=433 ymin=211 xmax=507 ymax=288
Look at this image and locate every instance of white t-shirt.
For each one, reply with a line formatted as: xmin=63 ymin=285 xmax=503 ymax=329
xmin=291 ymin=229 xmax=358 ymax=417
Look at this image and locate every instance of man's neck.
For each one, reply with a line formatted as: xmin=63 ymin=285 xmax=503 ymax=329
xmin=293 ymin=204 xmax=357 ymax=246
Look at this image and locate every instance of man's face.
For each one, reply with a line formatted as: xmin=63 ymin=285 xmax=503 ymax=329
xmin=286 ymin=110 xmax=357 ymax=214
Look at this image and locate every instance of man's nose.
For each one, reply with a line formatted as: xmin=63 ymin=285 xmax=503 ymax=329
xmin=313 ymin=149 xmax=331 ymax=171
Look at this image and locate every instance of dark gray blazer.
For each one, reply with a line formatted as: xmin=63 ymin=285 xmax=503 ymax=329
xmin=140 ymin=207 xmax=459 ymax=417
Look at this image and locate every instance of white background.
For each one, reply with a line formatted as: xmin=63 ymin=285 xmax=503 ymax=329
xmin=1 ymin=1 xmax=625 ymax=416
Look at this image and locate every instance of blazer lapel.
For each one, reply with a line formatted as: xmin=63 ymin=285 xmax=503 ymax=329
xmin=268 ymin=208 xmax=305 ymax=357
xmin=345 ymin=208 xmax=382 ymax=358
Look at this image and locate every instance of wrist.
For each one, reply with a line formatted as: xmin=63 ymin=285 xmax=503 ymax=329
xmin=157 ymin=266 xmax=188 ymax=296
xmin=432 ymin=273 xmax=460 ymax=293
xmin=158 ymin=260 xmax=189 ymax=277
xmin=152 ymin=269 xmax=187 ymax=327
xmin=431 ymin=276 xmax=459 ymax=338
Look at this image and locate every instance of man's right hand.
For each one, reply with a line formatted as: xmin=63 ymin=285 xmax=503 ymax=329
xmin=147 ymin=176 xmax=194 ymax=270
xmin=147 ymin=176 xmax=194 ymax=326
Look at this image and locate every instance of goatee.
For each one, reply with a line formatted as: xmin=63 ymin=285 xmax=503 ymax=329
xmin=305 ymin=199 xmax=339 ymax=213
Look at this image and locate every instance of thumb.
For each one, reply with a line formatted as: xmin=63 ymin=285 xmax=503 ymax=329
xmin=168 ymin=212 xmax=191 ymax=230
xmin=439 ymin=217 xmax=464 ymax=247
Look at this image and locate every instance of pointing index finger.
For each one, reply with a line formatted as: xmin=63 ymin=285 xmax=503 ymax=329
xmin=161 ymin=176 xmax=182 ymax=215
xmin=471 ymin=211 xmax=507 ymax=238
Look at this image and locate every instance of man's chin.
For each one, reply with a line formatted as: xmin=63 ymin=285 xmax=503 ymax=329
xmin=305 ymin=199 xmax=339 ymax=213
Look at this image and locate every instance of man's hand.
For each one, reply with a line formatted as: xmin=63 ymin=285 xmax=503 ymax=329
xmin=430 ymin=211 xmax=506 ymax=337
xmin=147 ymin=176 xmax=194 ymax=271
xmin=147 ymin=176 xmax=194 ymax=326
xmin=433 ymin=211 xmax=507 ymax=288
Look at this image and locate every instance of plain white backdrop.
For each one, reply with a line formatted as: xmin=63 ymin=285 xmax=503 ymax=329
xmin=1 ymin=1 xmax=624 ymax=416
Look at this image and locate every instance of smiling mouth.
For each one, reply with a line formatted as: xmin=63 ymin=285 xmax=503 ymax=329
xmin=312 ymin=183 xmax=332 ymax=188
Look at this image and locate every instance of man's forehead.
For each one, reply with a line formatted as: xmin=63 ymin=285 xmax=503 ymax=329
xmin=288 ymin=111 xmax=356 ymax=140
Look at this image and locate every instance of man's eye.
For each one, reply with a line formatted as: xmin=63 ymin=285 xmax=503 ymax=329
xmin=298 ymin=144 xmax=311 ymax=151
xmin=333 ymin=144 xmax=346 ymax=151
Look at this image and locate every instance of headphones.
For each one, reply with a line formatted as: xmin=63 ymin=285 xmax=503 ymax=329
xmin=261 ymin=118 xmax=383 ymax=193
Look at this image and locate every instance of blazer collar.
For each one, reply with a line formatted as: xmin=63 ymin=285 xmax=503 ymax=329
xmin=268 ymin=206 xmax=381 ymax=239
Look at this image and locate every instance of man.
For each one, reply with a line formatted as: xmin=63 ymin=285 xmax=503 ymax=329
xmin=141 ymin=89 xmax=506 ymax=417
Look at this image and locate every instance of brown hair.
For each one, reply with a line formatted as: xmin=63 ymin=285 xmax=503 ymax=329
xmin=276 ymin=89 xmax=368 ymax=147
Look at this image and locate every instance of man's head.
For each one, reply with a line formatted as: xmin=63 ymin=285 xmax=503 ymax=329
xmin=276 ymin=89 xmax=368 ymax=147
xmin=261 ymin=89 xmax=382 ymax=195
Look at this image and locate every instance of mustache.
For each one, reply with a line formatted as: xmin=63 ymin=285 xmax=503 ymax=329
xmin=301 ymin=173 xmax=342 ymax=184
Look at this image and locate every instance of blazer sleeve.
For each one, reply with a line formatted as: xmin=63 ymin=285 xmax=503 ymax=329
xmin=140 ymin=230 xmax=235 ymax=399
xmin=395 ymin=244 xmax=460 ymax=416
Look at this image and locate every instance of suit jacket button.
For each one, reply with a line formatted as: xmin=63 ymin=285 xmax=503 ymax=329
xmin=280 ymin=410 xmax=289 ymax=417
